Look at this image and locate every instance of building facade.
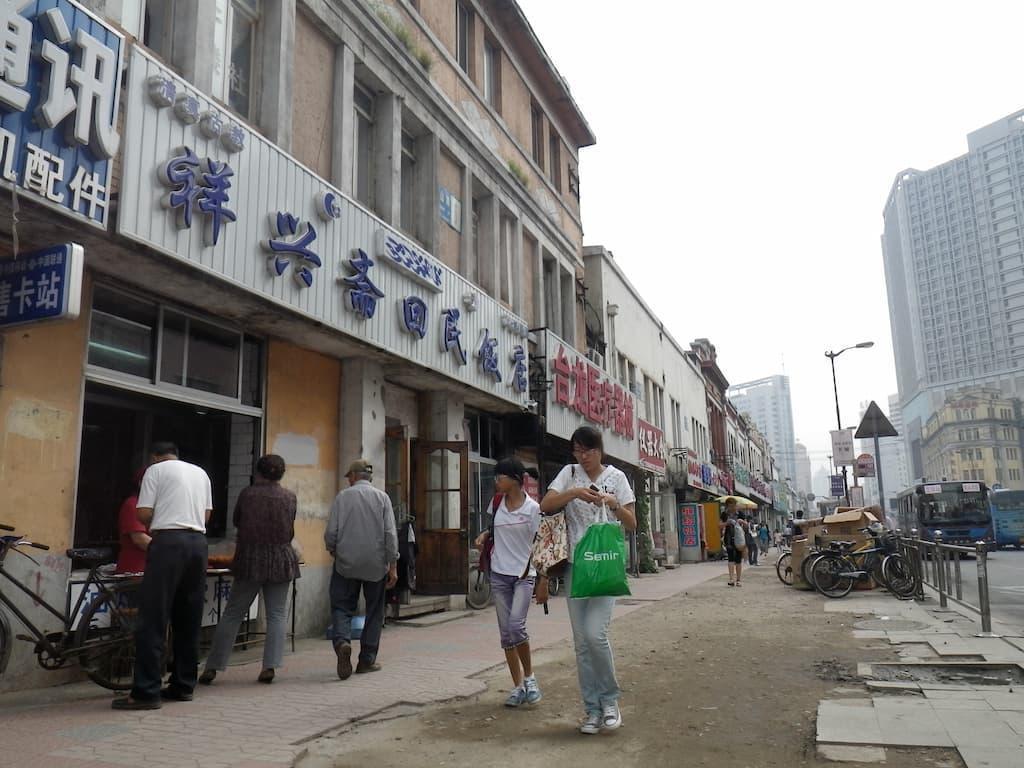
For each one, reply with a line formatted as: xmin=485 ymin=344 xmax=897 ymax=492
xmin=0 ymin=0 xmax=594 ymax=691
xmin=883 ymin=109 xmax=1024 ymax=477
xmin=727 ymin=374 xmax=796 ymax=486
xmin=794 ymin=441 xmax=813 ymax=501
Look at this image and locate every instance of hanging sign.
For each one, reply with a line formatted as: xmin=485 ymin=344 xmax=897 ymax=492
xmin=0 ymin=244 xmax=83 ymax=328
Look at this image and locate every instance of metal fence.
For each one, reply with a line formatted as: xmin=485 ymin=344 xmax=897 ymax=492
xmin=895 ymin=531 xmax=993 ymax=634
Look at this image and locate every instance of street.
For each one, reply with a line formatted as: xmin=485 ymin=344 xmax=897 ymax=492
xmin=955 ymin=547 xmax=1024 ymax=630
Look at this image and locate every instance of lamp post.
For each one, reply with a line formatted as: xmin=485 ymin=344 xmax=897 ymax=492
xmin=825 ymin=341 xmax=874 ymax=505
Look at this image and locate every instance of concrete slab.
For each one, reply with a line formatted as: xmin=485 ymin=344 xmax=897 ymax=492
xmin=922 ymin=690 xmax=990 ymax=700
xmin=1006 ymin=638 xmax=1024 ymax=653
xmin=874 ymin=702 xmax=955 ymax=747
xmin=865 ymin=681 xmax=921 ymax=692
xmin=983 ymin=693 xmax=1024 ymax=711
xmin=928 ymin=699 xmax=994 ymax=711
xmin=816 ymin=701 xmax=882 ymax=745
xmin=997 ymin=711 xmax=1024 ymax=736
xmin=817 ymin=745 xmax=887 ymax=763
xmin=853 ymin=630 xmax=888 ymax=639
xmin=958 ymin=745 xmax=1024 ymax=768
xmin=935 ymin=708 xmax=1024 ymax=748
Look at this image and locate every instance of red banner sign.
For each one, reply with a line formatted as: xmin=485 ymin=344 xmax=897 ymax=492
xmin=551 ymin=344 xmax=635 ymax=439
xmin=638 ymin=418 xmax=666 ymax=472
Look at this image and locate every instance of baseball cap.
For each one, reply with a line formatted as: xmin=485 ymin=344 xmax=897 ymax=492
xmin=346 ymin=459 xmax=373 ymax=476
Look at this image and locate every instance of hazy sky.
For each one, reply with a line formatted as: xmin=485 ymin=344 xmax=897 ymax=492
xmin=517 ymin=0 xmax=1024 ymax=479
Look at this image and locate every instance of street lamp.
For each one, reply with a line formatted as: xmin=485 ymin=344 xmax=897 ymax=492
xmin=825 ymin=341 xmax=874 ymax=504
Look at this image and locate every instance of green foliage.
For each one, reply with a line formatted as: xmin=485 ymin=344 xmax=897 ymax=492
xmin=507 ymin=159 xmax=529 ymax=187
xmin=375 ymin=6 xmax=432 ymax=72
xmin=634 ymin=490 xmax=658 ymax=573
xmin=415 ymin=48 xmax=434 ymax=72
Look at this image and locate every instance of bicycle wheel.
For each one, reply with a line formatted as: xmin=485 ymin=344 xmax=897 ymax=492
xmin=776 ymin=552 xmax=794 ymax=585
xmin=74 ymin=589 xmax=139 ymax=690
xmin=547 ymin=575 xmax=561 ymax=596
xmin=466 ymin=567 xmax=492 ymax=610
xmin=0 ymin=609 xmax=11 ymax=675
xmin=882 ymin=554 xmax=917 ymax=599
xmin=801 ymin=551 xmax=824 ymax=586
xmin=812 ymin=554 xmax=855 ymax=598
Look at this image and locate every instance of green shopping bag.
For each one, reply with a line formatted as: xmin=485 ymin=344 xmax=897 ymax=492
xmin=570 ymin=506 xmax=631 ymax=598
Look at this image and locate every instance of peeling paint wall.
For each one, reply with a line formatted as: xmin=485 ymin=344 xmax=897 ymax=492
xmin=0 ymin=282 xmax=88 ymax=691
xmin=265 ymin=339 xmax=341 ymax=634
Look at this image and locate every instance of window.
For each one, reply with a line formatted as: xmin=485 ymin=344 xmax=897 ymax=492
xmin=568 ymin=166 xmax=580 ymax=202
xmin=400 ymin=131 xmax=416 ymax=236
xmin=531 ymin=105 xmax=544 ymax=168
xmin=483 ymin=39 xmax=501 ymax=111
xmin=143 ymin=0 xmax=177 ymax=63
xmin=88 ymin=286 xmax=159 ymax=379
xmin=353 ymin=81 xmax=375 ymax=207
xmin=456 ymin=2 xmax=472 ymax=75
xmin=548 ymin=128 xmax=561 ymax=190
xmin=224 ymin=0 xmax=260 ymax=119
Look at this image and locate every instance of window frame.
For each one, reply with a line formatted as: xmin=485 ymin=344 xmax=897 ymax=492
xmin=456 ymin=1 xmax=472 ymax=76
xmin=548 ymin=127 xmax=562 ymax=191
xmin=483 ymin=37 xmax=501 ymax=112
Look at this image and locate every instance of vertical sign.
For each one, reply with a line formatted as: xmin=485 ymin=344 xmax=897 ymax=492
xmin=0 ymin=243 xmax=83 ymax=328
xmin=679 ymin=504 xmax=700 ymax=548
xmin=830 ymin=474 xmax=845 ymax=497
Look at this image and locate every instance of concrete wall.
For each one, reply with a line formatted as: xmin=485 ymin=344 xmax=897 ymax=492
xmin=265 ymin=339 xmax=341 ymax=635
xmin=0 ymin=280 xmax=89 ymax=691
xmin=437 ymin=148 xmax=464 ymax=270
xmin=293 ymin=9 xmax=336 ymax=180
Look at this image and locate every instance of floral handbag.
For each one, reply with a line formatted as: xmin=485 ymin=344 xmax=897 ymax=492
xmin=531 ymin=511 xmax=569 ymax=577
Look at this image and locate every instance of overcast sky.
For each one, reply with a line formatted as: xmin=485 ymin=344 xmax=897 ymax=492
xmin=517 ymin=0 xmax=1024 ymax=480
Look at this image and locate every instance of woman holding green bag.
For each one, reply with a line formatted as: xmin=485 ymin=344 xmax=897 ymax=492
xmin=541 ymin=426 xmax=636 ymax=735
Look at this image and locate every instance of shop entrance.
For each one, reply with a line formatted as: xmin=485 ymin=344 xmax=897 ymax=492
xmin=73 ymin=383 xmax=260 ymax=550
xmin=412 ymin=440 xmax=469 ymax=594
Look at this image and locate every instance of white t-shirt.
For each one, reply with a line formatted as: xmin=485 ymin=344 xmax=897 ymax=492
xmin=490 ymin=495 xmax=542 ymax=578
xmin=547 ymin=464 xmax=635 ymax=561
xmin=137 ymin=459 xmax=213 ymax=533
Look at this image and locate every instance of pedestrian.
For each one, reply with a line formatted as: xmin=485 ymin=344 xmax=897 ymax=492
xmin=758 ymin=522 xmax=770 ymax=556
xmin=325 ymin=459 xmax=398 ymax=679
xmin=540 ymin=426 xmax=636 ymax=735
xmin=473 ymin=458 xmax=544 ymax=708
xmin=744 ymin=515 xmax=758 ymax=566
xmin=199 ymin=454 xmax=301 ymax=686
xmin=112 ymin=442 xmax=212 ymax=710
xmin=115 ymin=467 xmax=150 ymax=574
xmin=773 ymin=529 xmax=783 ymax=549
xmin=722 ymin=499 xmax=744 ymax=586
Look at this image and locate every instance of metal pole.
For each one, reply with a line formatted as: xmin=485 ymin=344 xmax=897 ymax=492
xmin=976 ymin=541 xmax=993 ymax=635
xmin=828 ymin=354 xmax=850 ymax=506
xmin=934 ymin=531 xmax=947 ymax=608
xmin=954 ymin=551 xmax=962 ymax=601
xmin=873 ymin=434 xmax=885 ymax=517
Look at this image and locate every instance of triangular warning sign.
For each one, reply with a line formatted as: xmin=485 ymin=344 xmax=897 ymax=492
xmin=854 ymin=400 xmax=898 ymax=439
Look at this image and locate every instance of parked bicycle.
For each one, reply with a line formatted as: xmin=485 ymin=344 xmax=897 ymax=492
xmin=810 ymin=525 xmax=917 ymax=599
xmin=0 ymin=524 xmax=142 ymax=690
xmin=775 ymin=545 xmax=794 ymax=586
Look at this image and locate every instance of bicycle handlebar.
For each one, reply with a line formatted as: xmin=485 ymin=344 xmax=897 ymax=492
xmin=28 ymin=541 xmax=50 ymax=550
xmin=0 ymin=523 xmax=14 ymax=531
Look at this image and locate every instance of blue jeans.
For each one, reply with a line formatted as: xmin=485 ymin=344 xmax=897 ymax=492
xmin=490 ymin=572 xmax=534 ymax=649
xmin=564 ymin=564 xmax=620 ymax=715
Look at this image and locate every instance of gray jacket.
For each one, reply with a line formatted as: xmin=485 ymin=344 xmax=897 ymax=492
xmin=324 ymin=480 xmax=399 ymax=581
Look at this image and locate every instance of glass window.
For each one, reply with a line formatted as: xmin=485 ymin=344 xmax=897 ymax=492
xmin=531 ymin=105 xmax=544 ymax=168
xmin=456 ymin=2 xmax=471 ymax=74
xmin=548 ymin=128 xmax=561 ymax=191
xmin=160 ymin=310 xmax=187 ymax=385
xmin=241 ymin=335 xmax=263 ymax=407
xmin=187 ymin=318 xmax=240 ymax=397
xmin=483 ymin=39 xmax=500 ymax=110
xmin=354 ymin=82 xmax=374 ymax=207
xmin=88 ymin=287 xmax=158 ymax=379
xmin=228 ymin=0 xmax=260 ymax=119
xmin=400 ymin=131 xmax=416 ymax=236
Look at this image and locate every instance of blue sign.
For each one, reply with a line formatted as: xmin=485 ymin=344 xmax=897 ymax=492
xmin=375 ymin=229 xmax=444 ymax=292
xmin=0 ymin=2 xmax=124 ymax=228
xmin=0 ymin=243 xmax=83 ymax=328
xmin=830 ymin=474 xmax=845 ymax=497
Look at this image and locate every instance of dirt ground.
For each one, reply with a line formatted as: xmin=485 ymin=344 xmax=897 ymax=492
xmin=297 ymin=561 xmax=963 ymax=768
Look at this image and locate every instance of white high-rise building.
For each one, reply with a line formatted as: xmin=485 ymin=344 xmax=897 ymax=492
xmin=883 ymin=110 xmax=1024 ymax=477
xmin=794 ymin=441 xmax=813 ymax=498
xmin=728 ymin=375 xmax=797 ymax=484
xmin=855 ymin=395 xmax=911 ymax=512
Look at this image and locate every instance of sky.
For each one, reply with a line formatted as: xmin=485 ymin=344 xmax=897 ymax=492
xmin=517 ymin=0 xmax=1024 ymax=481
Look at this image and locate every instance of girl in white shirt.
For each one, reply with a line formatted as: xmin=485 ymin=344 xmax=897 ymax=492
xmin=474 ymin=458 xmax=544 ymax=708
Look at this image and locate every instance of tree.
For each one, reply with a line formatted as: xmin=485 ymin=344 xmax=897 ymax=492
xmin=635 ymin=482 xmax=658 ymax=573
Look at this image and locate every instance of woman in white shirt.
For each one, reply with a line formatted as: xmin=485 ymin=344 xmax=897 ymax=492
xmin=474 ymin=458 xmax=544 ymax=708
xmin=541 ymin=426 xmax=636 ymax=735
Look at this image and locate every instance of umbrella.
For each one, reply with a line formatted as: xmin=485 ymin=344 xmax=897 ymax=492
xmin=715 ymin=495 xmax=757 ymax=509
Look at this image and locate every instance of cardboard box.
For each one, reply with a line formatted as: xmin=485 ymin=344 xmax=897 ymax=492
xmin=823 ymin=507 xmax=880 ymax=536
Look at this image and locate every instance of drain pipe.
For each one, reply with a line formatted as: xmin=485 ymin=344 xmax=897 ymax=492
xmin=975 ymin=541 xmax=995 ymax=637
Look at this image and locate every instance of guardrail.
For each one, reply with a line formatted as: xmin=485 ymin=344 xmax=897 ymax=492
xmin=895 ymin=531 xmax=993 ymax=634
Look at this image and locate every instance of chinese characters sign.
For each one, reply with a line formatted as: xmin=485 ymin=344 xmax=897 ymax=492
xmin=686 ymin=456 xmax=734 ymax=495
xmin=550 ymin=343 xmax=635 ymax=439
xmin=638 ymin=419 xmax=666 ymax=473
xmin=0 ymin=243 xmax=82 ymax=328
xmin=679 ymin=504 xmax=700 ymax=548
xmin=376 ymin=229 xmax=444 ymax=292
xmin=0 ymin=1 xmax=123 ymax=228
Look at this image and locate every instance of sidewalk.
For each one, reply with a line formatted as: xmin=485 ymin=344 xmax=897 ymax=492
xmin=0 ymin=563 xmax=721 ymax=768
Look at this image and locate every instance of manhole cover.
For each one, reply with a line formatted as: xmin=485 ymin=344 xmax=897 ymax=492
xmin=854 ymin=619 xmax=928 ymax=631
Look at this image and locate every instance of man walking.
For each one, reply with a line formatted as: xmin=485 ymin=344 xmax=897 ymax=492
xmin=325 ymin=459 xmax=398 ymax=679
xmin=113 ymin=442 xmax=212 ymax=710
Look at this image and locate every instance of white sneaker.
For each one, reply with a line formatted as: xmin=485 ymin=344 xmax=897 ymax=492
xmin=579 ymin=712 xmax=601 ymax=734
xmin=601 ymin=703 xmax=622 ymax=730
xmin=504 ymin=686 xmax=527 ymax=708
xmin=523 ymin=675 xmax=542 ymax=704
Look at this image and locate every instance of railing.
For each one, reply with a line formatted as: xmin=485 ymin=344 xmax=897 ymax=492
xmin=895 ymin=530 xmax=993 ymax=635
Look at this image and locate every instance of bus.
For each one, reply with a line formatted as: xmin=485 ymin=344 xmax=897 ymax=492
xmin=989 ymin=488 xmax=1024 ymax=549
xmin=894 ymin=481 xmax=994 ymax=546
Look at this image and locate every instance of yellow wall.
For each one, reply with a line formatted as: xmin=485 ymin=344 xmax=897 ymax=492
xmin=265 ymin=339 xmax=340 ymax=569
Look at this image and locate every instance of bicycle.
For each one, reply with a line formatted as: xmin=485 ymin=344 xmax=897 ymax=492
xmin=0 ymin=524 xmax=142 ymax=690
xmin=466 ymin=547 xmax=492 ymax=610
xmin=775 ymin=545 xmax=794 ymax=585
xmin=811 ymin=527 xmax=916 ymax=599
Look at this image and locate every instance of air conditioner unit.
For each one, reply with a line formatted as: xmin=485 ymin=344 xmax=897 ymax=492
xmin=585 ymin=349 xmax=604 ymax=368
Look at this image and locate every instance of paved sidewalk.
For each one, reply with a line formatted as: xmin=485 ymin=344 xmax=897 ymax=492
xmin=0 ymin=563 xmax=721 ymax=768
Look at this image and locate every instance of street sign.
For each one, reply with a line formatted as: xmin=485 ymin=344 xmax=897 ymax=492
xmin=830 ymin=429 xmax=855 ymax=465
xmin=854 ymin=401 xmax=898 ymax=439
xmin=855 ymin=453 xmax=876 ymax=478
xmin=0 ymin=244 xmax=83 ymax=329
xmin=849 ymin=486 xmax=865 ymax=507
xmin=830 ymin=474 xmax=845 ymax=497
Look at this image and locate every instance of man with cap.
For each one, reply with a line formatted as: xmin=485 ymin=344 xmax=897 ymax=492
xmin=325 ymin=459 xmax=398 ymax=678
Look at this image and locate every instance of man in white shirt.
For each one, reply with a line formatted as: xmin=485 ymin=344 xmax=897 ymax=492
xmin=113 ymin=442 xmax=212 ymax=710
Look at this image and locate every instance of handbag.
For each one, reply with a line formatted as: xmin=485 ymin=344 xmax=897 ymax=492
xmin=531 ymin=511 xmax=569 ymax=577
xmin=570 ymin=502 xmax=630 ymax=598
xmin=477 ymin=494 xmax=503 ymax=574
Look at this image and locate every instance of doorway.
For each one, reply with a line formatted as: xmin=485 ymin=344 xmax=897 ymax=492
xmin=412 ymin=440 xmax=468 ymax=594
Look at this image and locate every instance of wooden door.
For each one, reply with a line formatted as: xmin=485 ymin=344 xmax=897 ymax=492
xmin=413 ymin=440 xmax=469 ymax=594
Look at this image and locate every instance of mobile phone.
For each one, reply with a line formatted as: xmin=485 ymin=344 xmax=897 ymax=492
xmin=589 ymin=484 xmax=600 ymax=492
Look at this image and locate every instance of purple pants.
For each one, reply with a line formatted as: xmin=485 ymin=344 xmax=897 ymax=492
xmin=490 ymin=572 xmax=534 ymax=649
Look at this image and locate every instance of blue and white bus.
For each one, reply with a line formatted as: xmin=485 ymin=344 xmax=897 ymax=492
xmin=989 ymin=488 xmax=1024 ymax=549
xmin=894 ymin=481 xmax=994 ymax=546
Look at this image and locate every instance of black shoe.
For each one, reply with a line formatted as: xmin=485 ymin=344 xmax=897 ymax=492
xmin=160 ymin=687 xmax=194 ymax=702
xmin=335 ymin=641 xmax=353 ymax=680
xmin=355 ymin=661 xmax=381 ymax=674
xmin=198 ymin=670 xmax=217 ymax=685
xmin=112 ymin=696 xmax=162 ymax=710
xmin=257 ymin=668 xmax=275 ymax=684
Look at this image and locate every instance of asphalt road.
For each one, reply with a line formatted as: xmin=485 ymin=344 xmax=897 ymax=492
xmin=948 ymin=547 xmax=1024 ymax=631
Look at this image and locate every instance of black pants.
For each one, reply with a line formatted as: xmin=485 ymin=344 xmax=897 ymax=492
xmin=330 ymin=570 xmax=386 ymax=664
xmin=748 ymin=545 xmax=758 ymax=565
xmin=132 ymin=530 xmax=207 ymax=701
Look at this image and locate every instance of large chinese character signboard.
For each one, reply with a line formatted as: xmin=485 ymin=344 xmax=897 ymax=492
xmin=116 ymin=47 xmax=530 ymax=408
xmin=0 ymin=243 xmax=82 ymax=328
xmin=0 ymin=1 xmax=123 ymax=229
xmin=638 ymin=418 xmax=666 ymax=474
xmin=678 ymin=504 xmax=700 ymax=548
